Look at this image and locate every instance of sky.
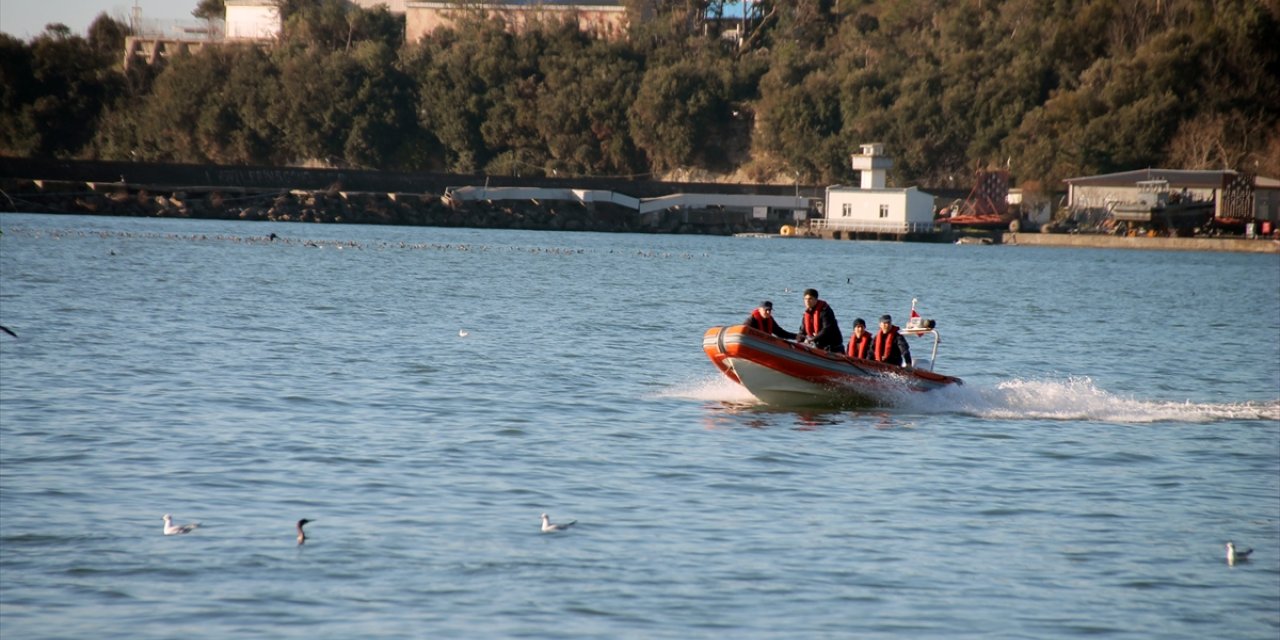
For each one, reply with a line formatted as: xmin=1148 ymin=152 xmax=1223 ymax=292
xmin=0 ymin=0 xmax=201 ymax=39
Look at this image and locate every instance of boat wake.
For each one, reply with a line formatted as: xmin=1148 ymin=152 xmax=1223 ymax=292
xmin=895 ymin=376 xmax=1280 ymax=423
xmin=669 ymin=374 xmax=1280 ymax=424
xmin=660 ymin=375 xmax=760 ymax=405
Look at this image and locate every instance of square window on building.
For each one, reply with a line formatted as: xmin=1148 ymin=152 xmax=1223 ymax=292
xmin=879 ymin=204 xmax=889 ymax=218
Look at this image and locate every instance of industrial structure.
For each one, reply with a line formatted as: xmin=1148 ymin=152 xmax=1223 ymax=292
xmin=1063 ymin=169 xmax=1280 ymax=236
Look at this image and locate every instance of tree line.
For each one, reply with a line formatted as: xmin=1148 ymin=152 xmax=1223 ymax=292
xmin=1 ymin=0 xmax=1277 ymax=194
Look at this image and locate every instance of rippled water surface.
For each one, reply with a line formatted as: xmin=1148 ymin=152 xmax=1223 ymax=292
xmin=2 ymin=213 xmax=1278 ymax=639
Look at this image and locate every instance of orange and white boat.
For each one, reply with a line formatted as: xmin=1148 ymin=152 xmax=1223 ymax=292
xmin=703 ymin=310 xmax=962 ymax=407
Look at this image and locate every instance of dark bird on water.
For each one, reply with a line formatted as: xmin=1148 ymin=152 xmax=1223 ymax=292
xmin=269 ymin=233 xmax=279 ymax=242
xmin=297 ymin=519 xmax=313 ymax=545
xmin=0 ymin=325 xmax=15 ymax=338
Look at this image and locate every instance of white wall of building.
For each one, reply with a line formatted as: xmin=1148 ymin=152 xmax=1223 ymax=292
xmin=824 ymin=186 xmax=934 ymax=231
xmin=225 ymin=0 xmax=280 ymax=40
xmin=353 ymin=0 xmax=409 ymax=12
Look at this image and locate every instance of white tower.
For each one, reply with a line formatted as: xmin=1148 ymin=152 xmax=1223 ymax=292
xmin=851 ymin=143 xmax=892 ymax=190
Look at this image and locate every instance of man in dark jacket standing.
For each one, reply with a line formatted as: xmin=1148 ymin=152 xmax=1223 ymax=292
xmin=744 ymin=301 xmax=797 ymax=340
xmin=797 ymin=288 xmax=843 ymax=353
xmin=873 ymin=314 xmax=913 ymax=367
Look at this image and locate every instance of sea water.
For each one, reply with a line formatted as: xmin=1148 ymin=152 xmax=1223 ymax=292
xmin=1 ymin=213 xmax=1277 ymax=639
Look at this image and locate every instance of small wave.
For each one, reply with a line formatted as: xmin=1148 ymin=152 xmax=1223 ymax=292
xmin=656 ymin=375 xmax=760 ymax=404
xmin=897 ymin=376 xmax=1280 ymax=423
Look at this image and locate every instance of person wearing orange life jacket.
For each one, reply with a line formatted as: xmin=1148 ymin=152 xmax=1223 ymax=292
xmin=846 ymin=317 xmax=872 ymax=359
xmin=873 ymin=314 xmax=913 ymax=367
xmin=744 ymin=301 xmax=797 ymax=340
xmin=797 ymin=288 xmax=843 ymax=352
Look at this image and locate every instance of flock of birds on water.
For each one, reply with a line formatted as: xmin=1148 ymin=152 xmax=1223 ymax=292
xmin=2 ymin=226 xmax=710 ymax=259
xmin=160 ymin=511 xmax=1253 ymax=566
xmin=161 ymin=513 xmax=579 ymax=544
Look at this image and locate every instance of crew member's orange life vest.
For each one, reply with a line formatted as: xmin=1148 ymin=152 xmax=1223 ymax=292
xmin=847 ymin=332 xmax=871 ymax=359
xmin=802 ymin=301 xmax=830 ymax=336
xmin=749 ymin=309 xmax=778 ymax=334
xmin=874 ymin=325 xmax=901 ymax=362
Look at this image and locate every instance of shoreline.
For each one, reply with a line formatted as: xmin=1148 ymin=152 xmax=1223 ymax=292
xmin=3 ymin=158 xmax=1275 ymax=253
xmin=0 ymin=157 xmax=811 ymax=236
xmin=1001 ymin=232 xmax=1279 ymax=254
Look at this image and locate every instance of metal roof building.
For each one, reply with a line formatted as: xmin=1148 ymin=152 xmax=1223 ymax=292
xmin=1063 ymin=168 xmax=1280 ymax=225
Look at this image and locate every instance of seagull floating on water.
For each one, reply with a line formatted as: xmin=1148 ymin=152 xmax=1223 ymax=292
xmin=297 ymin=518 xmax=313 ymax=545
xmin=163 ymin=514 xmax=200 ymax=535
xmin=541 ymin=513 xmax=576 ymax=533
xmin=1227 ymin=541 xmax=1253 ymax=565
xmin=458 ymin=329 xmax=470 ymax=338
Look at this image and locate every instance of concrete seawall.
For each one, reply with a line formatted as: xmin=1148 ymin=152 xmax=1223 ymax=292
xmin=0 ymin=157 xmax=822 ymax=236
xmin=0 ymin=157 xmax=812 ymax=199
xmin=1003 ymin=232 xmax=1279 ymax=254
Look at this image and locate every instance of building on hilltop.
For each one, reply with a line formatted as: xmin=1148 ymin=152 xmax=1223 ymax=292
xmin=123 ymin=0 xmax=278 ymax=69
xmin=225 ymin=0 xmax=281 ymax=40
xmin=124 ymin=0 xmax=626 ymax=69
xmin=353 ymin=0 xmax=410 ymax=12
xmin=405 ymin=0 xmax=628 ymax=42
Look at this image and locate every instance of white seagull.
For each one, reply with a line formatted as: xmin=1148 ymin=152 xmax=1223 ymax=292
xmin=163 ymin=514 xmax=200 ymax=535
xmin=1226 ymin=541 xmax=1253 ymax=566
xmin=541 ymin=513 xmax=576 ymax=533
xmin=458 ymin=329 xmax=470 ymax=338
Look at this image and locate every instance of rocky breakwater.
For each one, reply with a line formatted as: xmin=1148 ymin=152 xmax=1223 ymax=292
xmin=1 ymin=179 xmax=778 ymax=235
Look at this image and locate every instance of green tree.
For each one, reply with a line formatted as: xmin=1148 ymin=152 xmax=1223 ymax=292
xmin=192 ymin=0 xmax=225 ymax=22
xmin=87 ymin=12 xmax=130 ymax=57
xmin=340 ymin=41 xmax=417 ymax=168
xmin=280 ymin=0 xmax=404 ymax=51
xmin=0 ymin=25 xmax=119 ymax=158
xmin=124 ymin=47 xmax=239 ymax=162
xmin=629 ymin=55 xmax=735 ymax=172
xmin=533 ymin=35 xmax=644 ymax=176
xmin=752 ymin=52 xmax=846 ymax=182
xmin=408 ymin=19 xmax=528 ymax=173
xmin=0 ymin=34 xmax=39 ymax=155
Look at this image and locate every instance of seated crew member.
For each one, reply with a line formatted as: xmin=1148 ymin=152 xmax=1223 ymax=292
xmin=796 ymin=288 xmax=843 ymax=353
xmin=744 ymin=301 xmax=796 ymax=340
xmin=846 ymin=317 xmax=872 ymax=359
xmin=873 ymin=314 xmax=913 ymax=367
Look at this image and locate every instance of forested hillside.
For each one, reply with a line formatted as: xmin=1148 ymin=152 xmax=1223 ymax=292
xmin=2 ymin=0 xmax=1276 ymax=194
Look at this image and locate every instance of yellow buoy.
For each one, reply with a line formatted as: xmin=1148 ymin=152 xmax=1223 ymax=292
xmin=779 ymin=225 xmax=794 ymax=236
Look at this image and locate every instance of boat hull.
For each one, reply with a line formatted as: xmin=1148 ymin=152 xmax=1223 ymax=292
xmin=703 ymin=325 xmax=962 ymax=407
